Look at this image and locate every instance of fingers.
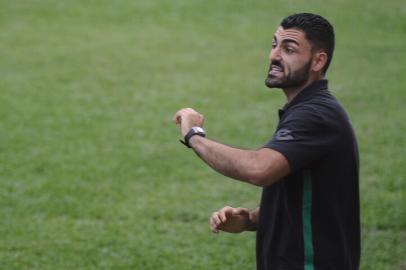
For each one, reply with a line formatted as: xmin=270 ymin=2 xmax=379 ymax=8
xmin=173 ymin=113 xmax=181 ymax=125
xmin=219 ymin=206 xmax=233 ymax=222
xmin=172 ymin=108 xmax=193 ymax=123
xmin=172 ymin=110 xmax=183 ymax=124
xmin=172 ymin=108 xmax=204 ymax=125
xmin=209 ymin=206 xmax=234 ymax=233
xmin=210 ymin=211 xmax=221 ymax=233
xmin=233 ymin=207 xmax=249 ymax=215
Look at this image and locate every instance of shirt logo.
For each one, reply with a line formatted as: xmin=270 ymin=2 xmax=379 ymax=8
xmin=275 ymin=129 xmax=293 ymax=141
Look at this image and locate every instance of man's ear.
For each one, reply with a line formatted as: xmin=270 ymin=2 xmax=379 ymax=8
xmin=312 ymin=51 xmax=328 ymax=72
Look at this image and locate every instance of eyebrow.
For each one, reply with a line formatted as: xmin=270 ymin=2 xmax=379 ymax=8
xmin=273 ymin=36 xmax=300 ymax=46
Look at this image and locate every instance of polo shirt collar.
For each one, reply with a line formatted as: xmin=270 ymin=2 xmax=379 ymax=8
xmin=279 ymin=79 xmax=328 ymax=117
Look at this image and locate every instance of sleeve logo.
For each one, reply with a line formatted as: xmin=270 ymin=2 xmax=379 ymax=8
xmin=274 ymin=128 xmax=293 ymax=141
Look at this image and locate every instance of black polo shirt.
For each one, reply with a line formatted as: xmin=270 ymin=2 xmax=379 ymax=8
xmin=258 ymin=80 xmax=360 ymax=270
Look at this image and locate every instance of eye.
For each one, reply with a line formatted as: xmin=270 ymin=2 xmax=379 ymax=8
xmin=285 ymin=47 xmax=294 ymax=54
xmin=271 ymin=43 xmax=276 ymax=49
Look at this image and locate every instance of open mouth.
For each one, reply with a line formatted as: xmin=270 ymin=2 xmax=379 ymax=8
xmin=269 ymin=65 xmax=284 ymax=76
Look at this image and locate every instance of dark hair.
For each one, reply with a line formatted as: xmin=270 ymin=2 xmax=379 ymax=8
xmin=281 ymin=13 xmax=335 ymax=75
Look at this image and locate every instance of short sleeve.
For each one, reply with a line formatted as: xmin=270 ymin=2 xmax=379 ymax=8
xmin=265 ymin=106 xmax=340 ymax=173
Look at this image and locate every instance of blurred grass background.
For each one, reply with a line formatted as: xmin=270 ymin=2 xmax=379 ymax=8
xmin=0 ymin=0 xmax=405 ymax=269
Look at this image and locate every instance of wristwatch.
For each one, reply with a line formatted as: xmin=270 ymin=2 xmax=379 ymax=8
xmin=180 ymin=127 xmax=206 ymax=148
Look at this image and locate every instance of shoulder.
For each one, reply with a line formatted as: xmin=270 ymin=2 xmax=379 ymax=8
xmin=287 ymin=93 xmax=350 ymax=129
xmin=282 ymin=103 xmax=326 ymax=130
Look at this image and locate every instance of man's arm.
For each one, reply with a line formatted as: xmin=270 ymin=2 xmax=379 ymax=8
xmin=173 ymin=108 xmax=290 ymax=187
xmin=189 ymin=136 xmax=289 ymax=186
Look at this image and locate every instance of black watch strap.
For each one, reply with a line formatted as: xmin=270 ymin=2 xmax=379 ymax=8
xmin=180 ymin=127 xmax=206 ymax=148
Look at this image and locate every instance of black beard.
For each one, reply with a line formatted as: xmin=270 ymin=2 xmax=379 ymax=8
xmin=265 ymin=59 xmax=312 ymax=89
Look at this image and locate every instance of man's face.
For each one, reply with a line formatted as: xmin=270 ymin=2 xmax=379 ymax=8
xmin=265 ymin=27 xmax=314 ymax=89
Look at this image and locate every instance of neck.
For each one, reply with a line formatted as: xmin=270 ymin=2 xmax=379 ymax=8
xmin=283 ymin=74 xmax=324 ymax=103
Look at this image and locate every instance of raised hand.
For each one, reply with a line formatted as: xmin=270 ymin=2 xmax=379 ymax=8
xmin=173 ymin=108 xmax=204 ymax=137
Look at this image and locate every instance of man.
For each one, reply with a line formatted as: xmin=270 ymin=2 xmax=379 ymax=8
xmin=173 ymin=13 xmax=360 ymax=270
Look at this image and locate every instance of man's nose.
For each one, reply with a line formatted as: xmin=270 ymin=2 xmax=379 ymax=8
xmin=269 ymin=47 xmax=281 ymax=62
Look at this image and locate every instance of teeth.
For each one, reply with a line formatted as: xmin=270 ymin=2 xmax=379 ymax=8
xmin=271 ymin=65 xmax=282 ymax=72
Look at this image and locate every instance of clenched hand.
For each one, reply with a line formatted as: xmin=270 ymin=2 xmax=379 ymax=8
xmin=173 ymin=108 xmax=204 ymax=137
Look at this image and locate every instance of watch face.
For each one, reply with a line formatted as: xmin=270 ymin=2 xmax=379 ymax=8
xmin=193 ymin=127 xmax=204 ymax=133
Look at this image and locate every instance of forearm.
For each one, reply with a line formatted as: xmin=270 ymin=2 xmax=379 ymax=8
xmin=189 ymin=136 xmax=266 ymax=186
xmin=173 ymin=108 xmax=289 ymax=185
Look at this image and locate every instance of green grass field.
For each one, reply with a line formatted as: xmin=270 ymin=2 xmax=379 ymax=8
xmin=1 ymin=1 xmax=405 ymax=269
